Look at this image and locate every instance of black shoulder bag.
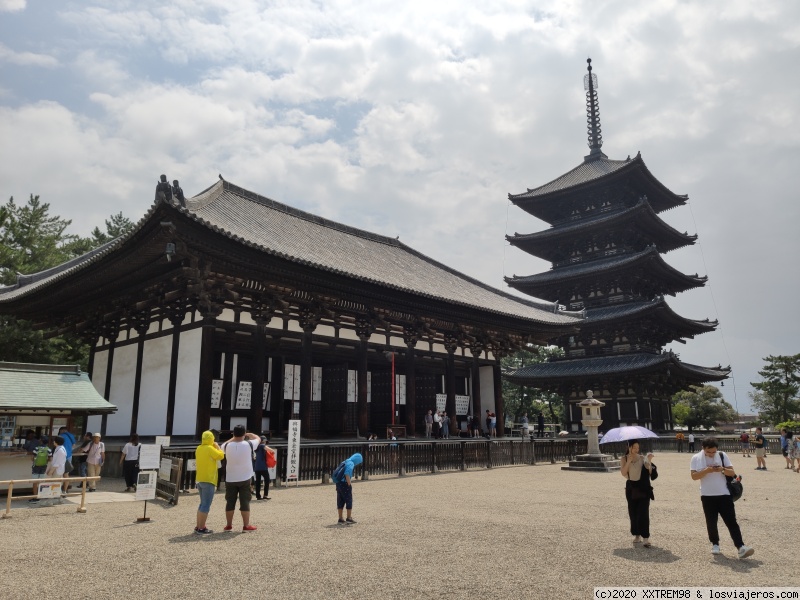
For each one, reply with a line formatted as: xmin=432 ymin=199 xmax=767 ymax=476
xmin=719 ymin=452 xmax=743 ymax=501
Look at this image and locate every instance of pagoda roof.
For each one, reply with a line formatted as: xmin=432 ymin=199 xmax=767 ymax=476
xmin=507 ymin=199 xmax=697 ymax=261
xmin=0 ymin=362 xmax=117 ymax=414
xmin=0 ymin=179 xmax=583 ymax=330
xmin=583 ymin=298 xmax=718 ymax=337
xmin=509 ymin=153 xmax=688 ymax=222
xmin=505 ymin=246 xmax=707 ymax=299
xmin=504 ymin=352 xmax=730 ymax=384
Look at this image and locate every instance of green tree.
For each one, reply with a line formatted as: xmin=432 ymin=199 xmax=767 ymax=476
xmin=502 ymin=345 xmax=564 ymax=425
xmin=749 ymin=354 xmax=800 ymax=424
xmin=672 ymin=385 xmax=737 ymax=432
xmin=0 ymin=195 xmax=134 ymax=368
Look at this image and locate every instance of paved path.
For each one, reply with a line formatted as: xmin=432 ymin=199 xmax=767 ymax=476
xmin=1 ymin=452 xmax=795 ymax=599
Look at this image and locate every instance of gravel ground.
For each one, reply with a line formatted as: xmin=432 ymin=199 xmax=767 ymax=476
xmin=1 ymin=452 xmax=795 ymax=599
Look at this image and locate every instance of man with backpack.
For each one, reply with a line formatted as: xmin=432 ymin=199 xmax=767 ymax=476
xmin=253 ymin=436 xmax=275 ymax=501
xmin=26 ymin=434 xmax=51 ymax=503
xmin=332 ymin=453 xmax=363 ymax=525
xmin=221 ymin=425 xmax=261 ymax=532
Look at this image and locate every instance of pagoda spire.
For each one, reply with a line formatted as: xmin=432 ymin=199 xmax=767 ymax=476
xmin=584 ymin=58 xmax=607 ymax=162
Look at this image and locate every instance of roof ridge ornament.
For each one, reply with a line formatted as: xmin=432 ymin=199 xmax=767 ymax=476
xmin=584 ymin=58 xmax=607 ymax=162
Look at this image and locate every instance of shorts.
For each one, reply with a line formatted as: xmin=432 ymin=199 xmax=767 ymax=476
xmin=32 ymin=466 xmax=46 ymax=476
xmin=782 ymin=448 xmax=788 ymax=457
xmin=755 ymin=448 xmax=766 ymax=458
xmin=336 ymin=482 xmax=353 ymax=510
xmin=64 ymin=459 xmax=73 ymax=474
xmin=740 ymin=443 xmax=750 ymax=449
xmin=197 ymin=482 xmax=216 ymax=514
xmin=224 ymin=480 xmax=252 ymax=512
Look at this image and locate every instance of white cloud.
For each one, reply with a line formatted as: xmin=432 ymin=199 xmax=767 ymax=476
xmin=0 ymin=0 xmax=25 ymax=12
xmin=0 ymin=43 xmax=57 ymax=67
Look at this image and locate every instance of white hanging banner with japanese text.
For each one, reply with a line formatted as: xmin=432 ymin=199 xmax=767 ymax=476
xmin=287 ymin=419 xmax=301 ymax=482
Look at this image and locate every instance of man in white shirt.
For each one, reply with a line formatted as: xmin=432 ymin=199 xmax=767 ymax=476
xmin=221 ymin=425 xmax=261 ymax=532
xmin=690 ymin=437 xmax=754 ymax=559
xmin=46 ymin=435 xmax=67 ymax=496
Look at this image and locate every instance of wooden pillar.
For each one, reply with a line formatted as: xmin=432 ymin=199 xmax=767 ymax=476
xmin=299 ymin=310 xmax=318 ymax=439
xmin=196 ymin=317 xmax=216 ymax=439
xmin=357 ymin=337 xmax=369 ymax=436
xmin=403 ymin=328 xmax=418 ymax=437
xmin=221 ymin=351 xmax=234 ymax=431
xmin=272 ymin=355 xmax=285 ymax=436
xmin=470 ymin=344 xmax=483 ymax=429
xmin=445 ymin=337 xmax=457 ymax=436
xmin=100 ymin=324 xmax=119 ymax=437
xmin=355 ymin=318 xmax=374 ymax=437
xmin=493 ymin=361 xmax=505 ymax=438
xmin=250 ymin=323 xmax=266 ymax=433
xmin=165 ymin=312 xmax=183 ymax=436
xmin=130 ymin=323 xmax=148 ymax=436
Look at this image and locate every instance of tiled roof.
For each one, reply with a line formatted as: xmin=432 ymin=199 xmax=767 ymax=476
xmin=584 ymin=298 xmax=717 ymax=330
xmin=0 ymin=180 xmax=583 ymax=327
xmin=185 ymin=181 xmax=581 ymax=325
xmin=0 ymin=363 xmax=117 ymax=413
xmin=511 ymin=157 xmax=632 ymax=200
xmin=508 ymin=199 xmax=696 ymax=250
xmin=505 ymin=352 xmax=729 ymax=381
xmin=507 ymin=246 xmax=706 ymax=286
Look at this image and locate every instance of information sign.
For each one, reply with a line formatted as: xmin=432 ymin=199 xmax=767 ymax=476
xmin=36 ymin=482 xmax=61 ymax=498
xmin=138 ymin=444 xmax=161 ymax=470
xmin=186 ymin=459 xmax=197 ymax=472
xmin=154 ymin=436 xmax=170 ymax=448
xmin=135 ymin=471 xmax=156 ymax=501
xmin=210 ymin=379 xmax=223 ymax=409
xmin=159 ymin=458 xmax=172 ymax=481
xmin=235 ymin=381 xmax=252 ymax=409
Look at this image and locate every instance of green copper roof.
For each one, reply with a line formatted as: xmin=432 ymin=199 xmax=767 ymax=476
xmin=0 ymin=362 xmax=116 ymax=414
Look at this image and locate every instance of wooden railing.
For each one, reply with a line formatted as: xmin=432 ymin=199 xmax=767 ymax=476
xmin=163 ymin=438 xmax=590 ymax=489
xmin=1 ymin=476 xmax=100 ymax=518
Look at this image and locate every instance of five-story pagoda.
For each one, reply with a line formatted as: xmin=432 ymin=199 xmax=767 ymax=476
xmin=504 ymin=59 xmax=730 ymax=431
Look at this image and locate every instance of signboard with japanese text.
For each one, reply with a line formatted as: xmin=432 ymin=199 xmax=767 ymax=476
xmin=154 ymin=436 xmax=170 ymax=448
xmin=210 ymin=379 xmax=223 ymax=409
xmin=287 ymin=420 xmax=301 ymax=482
xmin=235 ymin=381 xmax=252 ymax=409
xmin=262 ymin=382 xmax=272 ymax=410
xmin=435 ymin=394 xmax=446 ymax=412
xmin=455 ymin=395 xmax=470 ymax=415
xmin=186 ymin=459 xmax=197 ymax=472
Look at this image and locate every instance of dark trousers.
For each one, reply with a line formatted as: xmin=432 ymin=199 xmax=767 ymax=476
xmin=122 ymin=460 xmax=139 ymax=488
xmin=254 ymin=469 xmax=270 ymax=498
xmin=700 ymin=495 xmax=744 ymax=548
xmin=625 ymin=484 xmax=650 ymax=538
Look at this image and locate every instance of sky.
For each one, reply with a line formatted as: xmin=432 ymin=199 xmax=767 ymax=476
xmin=1 ymin=0 xmax=798 ymax=415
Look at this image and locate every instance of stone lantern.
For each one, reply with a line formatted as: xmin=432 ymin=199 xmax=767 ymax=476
xmin=579 ymin=390 xmax=604 ymax=456
xmin=562 ymin=389 xmax=620 ymax=472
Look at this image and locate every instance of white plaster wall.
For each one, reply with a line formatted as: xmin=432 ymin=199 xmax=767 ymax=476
xmin=239 ymin=311 xmax=255 ymax=326
xmin=106 ymin=343 xmax=138 ymax=436
xmin=480 ymin=365 xmax=495 ymax=413
xmin=338 ymin=327 xmax=358 ymax=341
xmin=287 ymin=319 xmax=302 ymax=333
xmin=316 ymin=324 xmax=336 ymax=338
xmin=431 ymin=343 xmax=447 ymax=355
xmin=138 ymin=335 xmax=172 ymax=435
xmin=173 ymin=328 xmax=202 ymax=435
xmin=87 ymin=350 xmax=109 ymax=434
xmin=219 ymin=308 xmax=236 ymax=323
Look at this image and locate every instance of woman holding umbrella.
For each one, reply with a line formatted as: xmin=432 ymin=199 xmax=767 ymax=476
xmin=620 ymin=440 xmax=656 ymax=547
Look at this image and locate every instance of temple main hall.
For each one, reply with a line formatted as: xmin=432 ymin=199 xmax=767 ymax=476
xmin=0 ymin=178 xmax=582 ymax=439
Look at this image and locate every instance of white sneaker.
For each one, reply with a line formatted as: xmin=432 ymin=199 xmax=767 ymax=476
xmin=738 ymin=545 xmax=754 ymax=559
xmin=711 ymin=544 xmax=721 ymax=555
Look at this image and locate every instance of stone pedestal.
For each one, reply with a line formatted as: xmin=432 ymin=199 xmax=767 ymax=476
xmin=561 ymin=454 xmax=621 ymax=472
